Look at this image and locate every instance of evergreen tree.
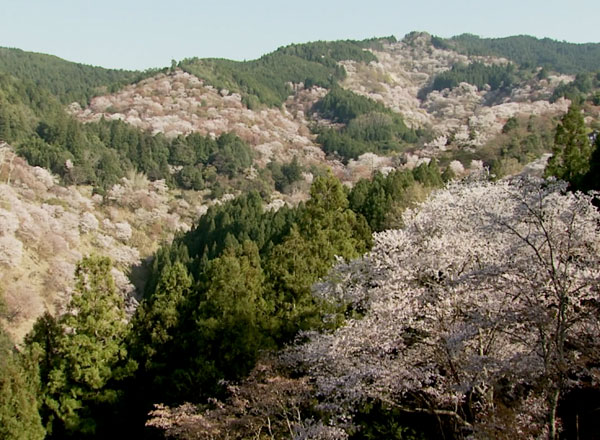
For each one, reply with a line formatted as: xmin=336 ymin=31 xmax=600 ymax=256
xmin=545 ymin=104 xmax=592 ymax=189
xmin=195 ymin=241 xmax=270 ymax=378
xmin=166 ymin=241 xmax=270 ymax=400
xmin=129 ymin=262 xmax=192 ymax=401
xmin=265 ymin=172 xmax=372 ymax=339
xmin=37 ymin=256 xmax=136 ymax=436
xmin=0 ymin=327 xmax=45 ymax=440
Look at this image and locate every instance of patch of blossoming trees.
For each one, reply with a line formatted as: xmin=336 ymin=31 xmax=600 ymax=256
xmin=150 ymin=176 xmax=600 ymax=439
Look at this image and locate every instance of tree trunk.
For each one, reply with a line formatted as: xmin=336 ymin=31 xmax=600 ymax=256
xmin=548 ymin=388 xmax=560 ymax=440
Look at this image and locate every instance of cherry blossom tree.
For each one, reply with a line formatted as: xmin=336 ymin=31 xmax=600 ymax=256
xmin=285 ymin=177 xmax=600 ymax=439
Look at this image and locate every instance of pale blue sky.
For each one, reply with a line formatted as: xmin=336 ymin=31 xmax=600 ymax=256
xmin=0 ymin=0 xmax=598 ymax=71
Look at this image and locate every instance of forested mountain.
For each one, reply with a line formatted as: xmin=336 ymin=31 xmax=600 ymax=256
xmin=0 ymin=47 xmax=157 ymax=105
xmin=435 ymin=33 xmax=600 ymax=73
xmin=1 ymin=31 xmax=600 ymax=439
xmin=177 ymin=38 xmax=389 ymax=108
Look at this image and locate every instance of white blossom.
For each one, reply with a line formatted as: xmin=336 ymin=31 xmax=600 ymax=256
xmin=0 ymin=235 xmax=24 ymax=267
xmin=286 ymin=177 xmax=600 ymax=438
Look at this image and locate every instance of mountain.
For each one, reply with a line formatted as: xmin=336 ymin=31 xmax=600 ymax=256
xmin=436 ymin=33 xmax=600 ymax=73
xmin=2 ymin=32 xmax=600 ymax=340
xmin=0 ymin=47 xmax=158 ymax=105
xmin=1 ymin=31 xmax=599 ymax=439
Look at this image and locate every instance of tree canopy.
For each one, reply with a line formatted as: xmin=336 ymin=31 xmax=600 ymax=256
xmin=438 ymin=34 xmax=600 ymax=74
xmin=285 ymin=178 xmax=600 ymax=439
xmin=545 ymin=104 xmax=592 ymax=189
xmin=178 ymin=38 xmax=384 ymax=108
xmin=27 ymin=256 xmax=136 ymax=437
xmin=313 ymin=87 xmax=419 ymax=161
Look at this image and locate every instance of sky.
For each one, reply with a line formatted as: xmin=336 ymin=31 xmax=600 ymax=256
xmin=0 ymin=0 xmax=599 ymax=71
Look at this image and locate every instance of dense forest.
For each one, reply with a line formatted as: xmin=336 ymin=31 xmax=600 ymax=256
xmin=434 ymin=33 xmax=600 ymax=74
xmin=1 ymin=32 xmax=600 ymax=440
xmin=313 ymin=87 xmax=422 ymax=161
xmin=425 ymin=61 xmax=517 ymax=94
xmin=1 ymin=166 xmax=445 ymax=439
xmin=0 ymin=47 xmax=158 ymax=105
xmin=0 ymin=70 xmax=260 ymax=194
xmin=178 ymin=38 xmax=393 ymax=108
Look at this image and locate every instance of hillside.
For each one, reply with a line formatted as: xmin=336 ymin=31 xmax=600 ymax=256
xmin=5 ymin=31 xmax=600 ymax=340
xmin=70 ymin=32 xmax=588 ymax=178
xmin=2 ymin=29 xmax=600 ymax=342
xmin=438 ymin=33 xmax=600 ymax=73
xmin=1 ymin=31 xmax=600 ymax=440
xmin=0 ymin=47 xmax=156 ymax=105
xmin=0 ymin=142 xmax=209 ymax=340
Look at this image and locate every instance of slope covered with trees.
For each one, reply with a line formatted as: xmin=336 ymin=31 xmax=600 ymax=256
xmin=313 ymin=87 xmax=420 ymax=161
xmin=0 ymin=73 xmax=255 ymax=192
xmin=435 ymin=34 xmax=600 ymax=73
xmin=2 ymin=31 xmax=600 ymax=440
xmin=178 ymin=39 xmax=390 ymax=108
xmin=0 ymin=47 xmax=155 ymax=105
xmin=148 ymin=177 xmax=600 ymax=440
xmin=286 ymin=178 xmax=600 ymax=439
xmin=3 ymin=166 xmax=445 ymax=438
xmin=428 ymin=61 xmax=517 ymax=93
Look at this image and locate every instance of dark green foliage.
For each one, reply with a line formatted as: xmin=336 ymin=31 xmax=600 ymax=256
xmin=349 ymin=162 xmax=444 ymax=232
xmin=502 ymin=116 xmax=519 ymax=134
xmin=0 ymin=47 xmax=157 ymax=105
xmin=431 ymin=35 xmax=451 ymax=50
xmin=413 ymin=161 xmax=444 ymax=187
xmin=128 ymin=262 xmax=193 ymax=405
xmin=179 ymin=38 xmax=382 ymax=108
xmin=176 ymin=165 xmax=205 ymax=190
xmin=0 ymin=72 xmax=62 ymax=144
xmin=210 ymin=132 xmax=254 ymax=177
xmin=129 ymin=189 xmax=301 ymax=401
xmin=132 ymin=262 xmax=192 ymax=370
xmin=18 ymin=117 xmax=172 ymax=187
xmin=545 ymin=104 xmax=592 ymax=189
xmin=351 ymin=401 xmax=427 ymax=440
xmin=314 ymin=87 xmax=418 ymax=161
xmin=129 ymin=173 xmax=373 ymax=407
xmin=181 ymin=242 xmax=272 ymax=396
xmin=581 ymin=134 xmax=600 ymax=192
xmin=423 ymin=61 xmax=516 ymax=96
xmin=275 ymin=40 xmax=378 ymax=66
xmin=315 ymin=86 xmax=392 ymax=124
xmin=550 ymin=71 xmax=600 ymax=103
xmin=441 ymin=34 xmax=600 ymax=74
xmin=170 ymin=132 xmax=255 ymax=187
xmin=268 ymin=156 xmax=304 ymax=192
xmin=28 ymin=256 xmax=137 ymax=437
xmin=264 ymin=172 xmax=372 ymax=339
xmin=0 ymin=327 xmax=46 ymax=440
xmin=182 ymin=190 xmax=299 ymax=265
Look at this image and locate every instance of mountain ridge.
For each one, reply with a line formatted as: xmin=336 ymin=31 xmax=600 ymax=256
xmin=1 ymin=30 xmax=599 ymax=341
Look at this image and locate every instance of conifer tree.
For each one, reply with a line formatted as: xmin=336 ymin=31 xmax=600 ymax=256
xmin=128 ymin=261 xmax=192 ymax=407
xmin=38 ymin=256 xmax=136 ymax=436
xmin=545 ymin=104 xmax=592 ymax=189
xmin=131 ymin=262 xmax=192 ymax=373
xmin=266 ymin=172 xmax=371 ymax=339
xmin=0 ymin=327 xmax=45 ymax=440
xmin=190 ymin=241 xmax=269 ymax=390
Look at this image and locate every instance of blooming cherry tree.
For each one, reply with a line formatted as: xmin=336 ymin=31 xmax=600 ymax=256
xmin=286 ymin=178 xmax=600 ymax=439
